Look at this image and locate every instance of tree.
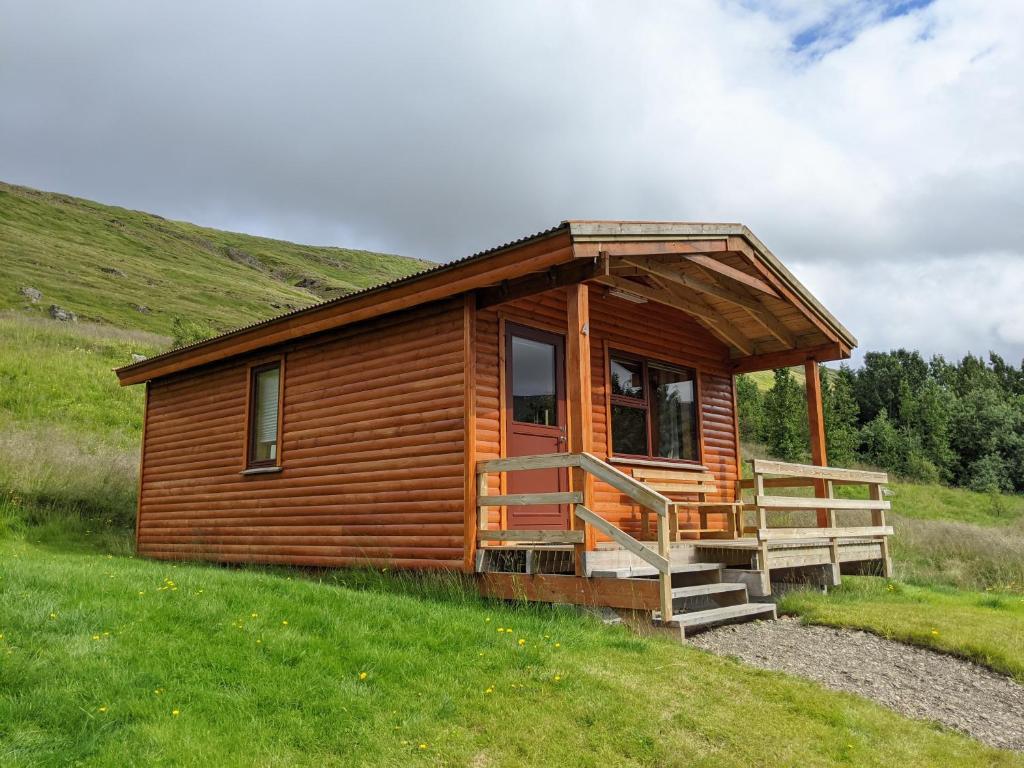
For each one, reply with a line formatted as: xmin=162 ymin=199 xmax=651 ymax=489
xmin=763 ymin=369 xmax=806 ymax=462
xmin=735 ymin=374 xmax=765 ymax=444
xmin=822 ymin=365 xmax=859 ymax=467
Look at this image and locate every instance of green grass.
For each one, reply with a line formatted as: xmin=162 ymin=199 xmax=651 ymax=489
xmin=0 ymin=181 xmax=430 ymax=338
xmin=779 ymin=577 xmax=1024 ymax=682
xmin=1 ymin=541 xmax=1019 ymax=767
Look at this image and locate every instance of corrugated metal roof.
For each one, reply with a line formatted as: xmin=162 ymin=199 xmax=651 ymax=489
xmin=115 ymin=222 xmax=569 ymax=376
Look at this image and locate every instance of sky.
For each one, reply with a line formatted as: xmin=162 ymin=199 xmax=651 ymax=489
xmin=1 ymin=0 xmax=1022 ymax=365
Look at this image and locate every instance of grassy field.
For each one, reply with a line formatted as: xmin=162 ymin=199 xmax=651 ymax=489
xmin=0 ymin=181 xmax=429 ymax=338
xmin=1 ymin=540 xmax=1020 ymax=768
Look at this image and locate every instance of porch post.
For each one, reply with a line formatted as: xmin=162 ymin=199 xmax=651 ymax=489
xmin=566 ymin=283 xmax=595 ymax=575
xmin=804 ymin=358 xmax=830 ymax=527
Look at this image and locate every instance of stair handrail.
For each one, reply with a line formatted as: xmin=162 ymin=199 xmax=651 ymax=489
xmin=476 ymin=452 xmax=675 ymax=622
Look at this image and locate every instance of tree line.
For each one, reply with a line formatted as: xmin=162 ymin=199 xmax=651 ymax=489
xmin=737 ymin=350 xmax=1024 ymax=493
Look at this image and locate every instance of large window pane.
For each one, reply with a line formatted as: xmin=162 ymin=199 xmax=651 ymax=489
xmin=610 ymin=357 xmax=644 ymax=399
xmin=611 ymin=404 xmax=648 ymax=456
xmin=251 ymin=365 xmax=280 ymax=463
xmin=511 ymin=336 xmax=557 ymax=425
xmin=648 ymin=366 xmax=698 ymax=460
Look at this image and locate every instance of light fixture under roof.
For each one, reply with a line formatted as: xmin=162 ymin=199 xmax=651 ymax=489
xmin=607 ymin=287 xmax=648 ymax=304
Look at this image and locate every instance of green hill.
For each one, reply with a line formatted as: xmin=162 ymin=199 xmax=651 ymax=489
xmin=0 ymin=181 xmax=430 ymax=338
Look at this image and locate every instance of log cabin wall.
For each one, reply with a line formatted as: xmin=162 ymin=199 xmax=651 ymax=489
xmin=137 ymin=298 xmax=468 ymax=570
xmin=475 ymin=285 xmax=739 ymax=538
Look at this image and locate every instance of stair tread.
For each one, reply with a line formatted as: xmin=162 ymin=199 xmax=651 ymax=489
xmin=674 ymin=603 xmax=776 ymax=628
xmin=672 ymin=582 xmax=746 ymax=598
xmin=591 ymin=562 xmax=723 ymax=578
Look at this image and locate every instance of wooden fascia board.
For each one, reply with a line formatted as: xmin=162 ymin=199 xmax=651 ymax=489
xmin=730 ymin=341 xmax=851 ymax=374
xmin=117 ymin=231 xmax=574 ymax=386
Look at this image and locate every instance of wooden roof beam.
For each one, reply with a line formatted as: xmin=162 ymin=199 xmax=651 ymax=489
xmin=476 ymin=255 xmax=607 ymax=310
xmin=619 ymin=256 xmax=764 ymax=312
xmin=682 ymin=254 xmax=779 ymax=297
xmin=724 ymin=236 xmax=841 ymax=343
xmin=730 ymin=342 xmax=851 ymax=374
xmin=623 ymin=256 xmax=798 ymax=350
xmin=593 ymin=275 xmax=747 ymax=354
xmin=688 ymin=263 xmax=799 ymax=349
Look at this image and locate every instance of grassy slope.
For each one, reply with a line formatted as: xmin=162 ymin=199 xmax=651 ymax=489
xmin=0 ymin=181 xmax=430 ymax=337
xmin=1 ymin=540 xmax=1019 ymax=768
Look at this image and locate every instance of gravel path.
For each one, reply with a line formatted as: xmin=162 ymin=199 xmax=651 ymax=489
xmin=689 ymin=616 xmax=1024 ymax=752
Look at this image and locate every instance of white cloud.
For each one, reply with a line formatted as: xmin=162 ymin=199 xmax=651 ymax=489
xmin=0 ymin=0 xmax=1021 ymax=362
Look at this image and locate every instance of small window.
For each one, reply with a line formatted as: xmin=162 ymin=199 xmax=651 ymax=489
xmin=609 ymin=353 xmax=699 ymax=462
xmin=248 ymin=362 xmax=281 ymax=467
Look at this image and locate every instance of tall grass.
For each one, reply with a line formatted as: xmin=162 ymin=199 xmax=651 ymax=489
xmin=892 ymin=515 xmax=1024 ymax=594
xmin=0 ymin=424 xmax=138 ymax=551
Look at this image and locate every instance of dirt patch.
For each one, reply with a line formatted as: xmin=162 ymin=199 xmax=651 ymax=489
xmin=689 ymin=616 xmax=1024 ymax=752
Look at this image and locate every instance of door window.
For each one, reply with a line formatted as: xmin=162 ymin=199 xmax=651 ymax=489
xmin=511 ymin=335 xmax=557 ymax=425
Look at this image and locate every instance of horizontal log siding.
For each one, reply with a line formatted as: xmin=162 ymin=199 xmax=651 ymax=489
xmin=137 ymin=299 xmax=467 ymax=569
xmin=476 ymin=286 xmax=739 ymax=539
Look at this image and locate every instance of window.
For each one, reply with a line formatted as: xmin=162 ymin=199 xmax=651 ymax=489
xmin=609 ymin=353 xmax=699 ymax=462
xmin=511 ymin=335 xmax=558 ymax=425
xmin=248 ymin=362 xmax=281 ymax=467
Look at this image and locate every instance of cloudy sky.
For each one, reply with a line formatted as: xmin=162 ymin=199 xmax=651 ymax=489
xmin=2 ymin=0 xmax=1022 ymax=364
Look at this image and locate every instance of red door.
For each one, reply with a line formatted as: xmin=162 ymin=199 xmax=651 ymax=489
xmin=504 ymin=323 xmax=569 ymax=529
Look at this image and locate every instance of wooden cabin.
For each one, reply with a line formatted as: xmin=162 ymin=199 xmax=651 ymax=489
xmin=116 ymin=222 xmax=893 ymax=637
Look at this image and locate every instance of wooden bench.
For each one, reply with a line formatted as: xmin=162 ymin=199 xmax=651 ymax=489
xmin=633 ymin=467 xmax=742 ymax=541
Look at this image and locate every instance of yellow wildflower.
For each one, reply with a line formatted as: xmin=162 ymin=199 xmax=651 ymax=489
xmin=282 ymin=620 xmax=289 ymax=626
xmin=359 ymin=672 xmax=368 ymax=681
xmin=97 ymin=706 xmax=108 ymax=713
xmin=518 ymin=639 xmax=526 ymax=646
xmin=172 ymin=709 xmax=180 ymax=716
xmin=419 ymin=744 xmax=428 ymax=750
xmin=485 ymin=687 xmax=493 ymax=694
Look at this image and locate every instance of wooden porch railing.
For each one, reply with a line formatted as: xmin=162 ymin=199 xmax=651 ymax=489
xmin=476 ymin=452 xmax=675 ymax=622
xmin=738 ymin=459 xmax=894 ymax=580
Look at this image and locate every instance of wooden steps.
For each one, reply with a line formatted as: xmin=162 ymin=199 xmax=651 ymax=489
xmin=599 ymin=559 xmax=777 ymax=638
xmin=671 ymin=582 xmax=746 ymax=600
xmin=590 ymin=562 xmax=721 ymax=579
xmin=674 ymin=603 xmax=776 ymax=630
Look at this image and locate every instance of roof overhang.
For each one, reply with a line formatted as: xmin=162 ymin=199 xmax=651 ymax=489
xmin=115 ymin=220 xmax=855 ymax=386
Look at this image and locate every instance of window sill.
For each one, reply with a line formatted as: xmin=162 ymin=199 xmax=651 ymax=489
xmin=240 ymin=466 xmax=283 ymax=476
xmin=608 ymin=456 xmax=708 ymax=472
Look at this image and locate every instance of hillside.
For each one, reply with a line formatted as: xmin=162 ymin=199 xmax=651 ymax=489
xmin=0 ymin=181 xmax=431 ymax=338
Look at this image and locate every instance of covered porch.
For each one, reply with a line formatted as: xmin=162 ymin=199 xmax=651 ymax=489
xmin=468 ymin=223 xmax=891 ymax=634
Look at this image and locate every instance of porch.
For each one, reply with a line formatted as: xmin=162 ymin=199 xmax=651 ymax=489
xmin=473 ymin=451 xmax=892 ymax=637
